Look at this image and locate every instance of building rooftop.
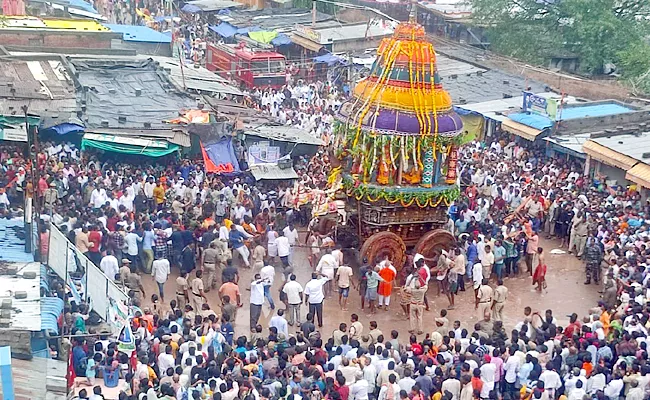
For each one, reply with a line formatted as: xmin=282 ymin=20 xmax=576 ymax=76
xmin=243 ymin=123 xmax=324 ymax=146
xmin=559 ymin=102 xmax=635 ymax=120
xmin=103 ymin=24 xmax=172 ymax=43
xmin=589 ymin=132 xmax=650 ymax=164
xmin=314 ymin=23 xmax=394 ymax=45
xmin=0 ymin=262 xmax=42 ymax=332
xmin=69 ymin=58 xmax=197 ymax=129
xmin=0 ymin=58 xmax=77 ymax=123
xmin=440 ymin=68 xmax=547 ymax=105
xmin=221 ymin=8 xmax=333 ymax=31
xmin=418 ymin=0 xmax=472 ymax=20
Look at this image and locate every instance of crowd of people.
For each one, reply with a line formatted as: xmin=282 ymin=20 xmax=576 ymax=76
xmin=42 ymin=129 xmax=650 ymax=400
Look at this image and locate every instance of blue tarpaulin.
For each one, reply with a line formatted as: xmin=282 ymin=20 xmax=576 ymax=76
xmin=47 ymin=123 xmax=84 ymax=135
xmin=204 ymin=136 xmax=240 ymax=172
xmin=508 ymin=112 xmax=554 ymax=130
xmin=271 ymin=33 xmax=291 ymax=46
xmin=181 ymin=3 xmax=202 ymax=12
xmin=209 ymin=22 xmax=238 ymax=37
xmin=314 ymin=53 xmax=346 ymax=66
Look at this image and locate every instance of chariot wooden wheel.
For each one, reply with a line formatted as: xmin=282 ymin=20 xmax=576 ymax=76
xmin=414 ymin=229 xmax=456 ymax=260
xmin=359 ymin=231 xmax=406 ymax=270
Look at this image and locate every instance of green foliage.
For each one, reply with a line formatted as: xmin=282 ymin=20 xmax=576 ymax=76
xmin=469 ymin=0 xmax=650 ymax=89
xmin=617 ymin=42 xmax=650 ymax=94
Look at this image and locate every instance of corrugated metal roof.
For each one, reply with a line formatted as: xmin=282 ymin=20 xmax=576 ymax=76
xmin=0 ymin=218 xmax=34 ymax=263
xmin=84 ymin=127 xmax=192 ymax=147
xmin=186 ymin=0 xmax=243 ymax=11
xmin=0 ymin=262 xmax=42 ymax=331
xmin=41 ymin=296 xmax=64 ymax=334
xmin=148 ymin=56 xmax=243 ymax=96
xmin=314 ymin=23 xmax=394 ymax=45
xmin=224 ymin=8 xmax=333 ymax=31
xmin=589 ymin=132 xmax=650 ymax=164
xmin=544 ymin=133 xmax=590 ymax=157
xmin=583 ymin=139 xmax=638 ymax=170
xmin=250 ymin=164 xmax=298 ymax=180
xmin=0 ymin=58 xmax=77 ymax=125
xmin=243 ymin=123 xmax=324 ymax=146
xmin=627 ymin=163 xmax=650 ymax=189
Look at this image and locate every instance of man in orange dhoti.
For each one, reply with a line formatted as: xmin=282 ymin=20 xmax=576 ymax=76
xmin=377 ymin=258 xmax=397 ymax=311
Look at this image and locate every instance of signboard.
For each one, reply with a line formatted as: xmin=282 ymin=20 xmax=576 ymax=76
xmin=522 ymin=91 xmax=559 ymax=120
xmin=248 ymin=143 xmax=281 ymax=165
xmin=0 ymin=126 xmax=27 ymax=142
xmin=295 ymin=25 xmax=322 ymax=44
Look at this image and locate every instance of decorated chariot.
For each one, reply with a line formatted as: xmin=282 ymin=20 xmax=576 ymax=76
xmin=321 ymin=12 xmax=465 ymax=270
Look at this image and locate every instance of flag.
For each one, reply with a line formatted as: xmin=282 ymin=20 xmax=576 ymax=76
xmin=66 ymin=350 xmax=76 ymax=388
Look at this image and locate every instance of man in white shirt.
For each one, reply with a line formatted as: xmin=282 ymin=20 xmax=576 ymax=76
xmin=269 ymin=309 xmax=288 ymax=338
xmin=158 ymin=345 xmax=175 ymax=374
xmin=276 ymin=230 xmax=291 ymax=272
xmin=283 ymin=222 xmax=299 ymax=264
xmin=90 ymin=184 xmax=108 ymax=209
xmin=539 ymin=364 xmax=562 ymax=399
xmin=304 ymin=272 xmax=328 ymax=327
xmin=151 ymin=252 xmax=171 ymax=301
xmin=99 ymin=251 xmax=119 ymax=281
xmin=260 ymin=264 xmax=276 ymax=310
xmin=503 ymin=347 xmax=520 ymax=396
xmin=316 ymin=249 xmax=338 ymax=297
xmin=250 ymin=274 xmax=266 ymax=330
xmin=282 ymin=274 xmax=303 ymax=325
xmin=603 ymin=373 xmax=624 ymax=400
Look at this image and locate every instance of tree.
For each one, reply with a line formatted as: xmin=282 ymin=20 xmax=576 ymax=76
xmin=469 ymin=0 xmax=650 ymax=88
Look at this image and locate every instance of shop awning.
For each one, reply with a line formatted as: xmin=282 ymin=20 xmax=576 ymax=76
xmin=81 ymin=133 xmax=179 ymax=157
xmin=583 ymin=140 xmax=637 ymax=171
xmin=250 ymin=164 xmax=298 ymax=180
xmin=501 ymin=118 xmax=545 ymax=141
xmin=626 ymin=163 xmax=650 ymax=189
xmin=290 ymin=34 xmax=323 ymax=52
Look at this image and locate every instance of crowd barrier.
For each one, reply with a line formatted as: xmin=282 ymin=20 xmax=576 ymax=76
xmin=47 ymin=225 xmax=129 ymax=327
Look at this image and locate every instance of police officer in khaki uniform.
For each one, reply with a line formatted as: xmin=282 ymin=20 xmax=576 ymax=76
xmin=175 ymin=271 xmax=189 ymax=309
xmin=492 ymin=279 xmax=508 ymax=321
xmin=475 ymin=278 xmax=493 ymax=319
xmin=408 ymin=281 xmax=427 ymax=334
xmin=202 ymin=242 xmax=219 ymax=291
xmin=190 ymin=270 xmax=208 ymax=312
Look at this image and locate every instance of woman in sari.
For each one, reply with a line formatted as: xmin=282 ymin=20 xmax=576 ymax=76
xmin=532 ymin=247 xmax=547 ymax=292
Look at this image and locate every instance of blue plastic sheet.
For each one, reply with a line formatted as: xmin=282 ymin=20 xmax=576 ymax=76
xmin=271 ymin=33 xmax=291 ymax=46
xmin=47 ymin=123 xmax=84 ymax=135
xmin=204 ymin=136 xmax=240 ymax=172
xmin=181 ymin=3 xmax=202 ymax=13
xmin=314 ymin=53 xmax=346 ymax=66
xmin=508 ymin=112 xmax=554 ymax=130
xmin=209 ymin=22 xmax=237 ymax=37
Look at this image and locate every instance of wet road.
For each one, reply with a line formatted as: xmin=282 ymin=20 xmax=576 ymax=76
xmin=140 ymin=236 xmax=600 ymax=338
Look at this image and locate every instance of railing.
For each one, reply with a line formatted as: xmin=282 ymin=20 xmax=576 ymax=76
xmin=47 ymin=225 xmax=129 ymax=329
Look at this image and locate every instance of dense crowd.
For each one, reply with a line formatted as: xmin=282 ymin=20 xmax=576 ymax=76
xmin=4 ymin=102 xmax=650 ymax=400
